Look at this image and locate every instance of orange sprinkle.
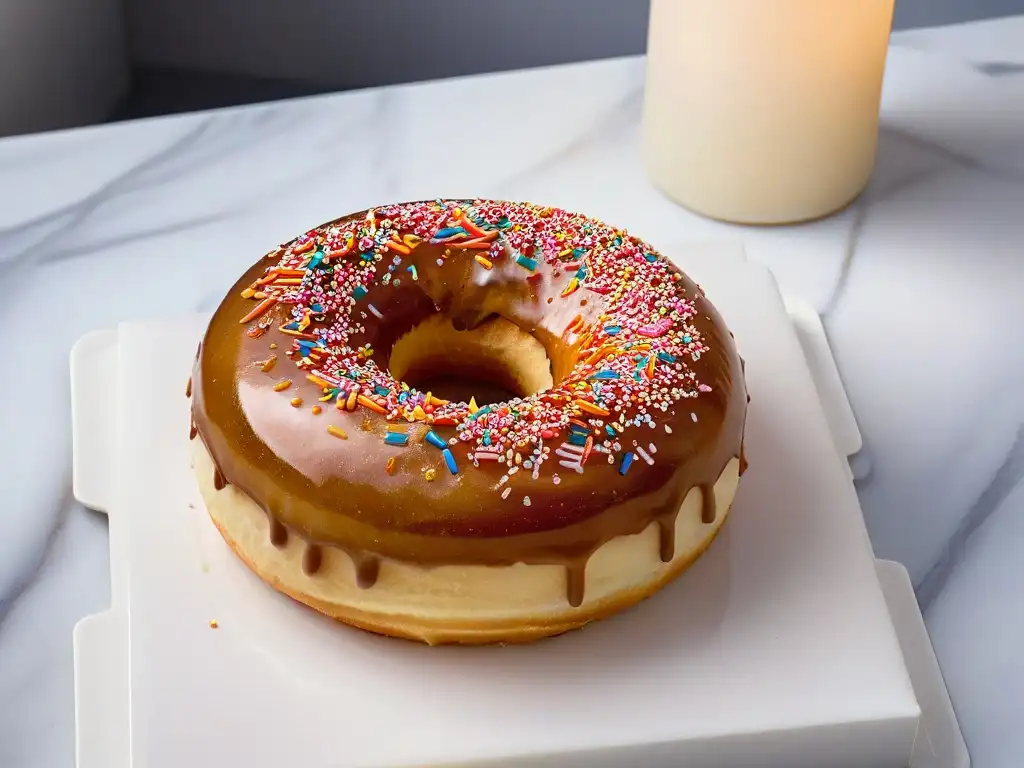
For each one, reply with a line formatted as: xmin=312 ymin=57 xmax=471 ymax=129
xmin=273 ymin=379 xmax=292 ymax=392
xmin=259 ymin=356 xmax=277 ymax=372
xmin=290 ymin=397 xmax=303 ymax=408
xmin=575 ymin=399 xmax=610 ymax=417
xmin=209 ymin=620 xmax=219 ymax=629
xmin=327 ymin=425 xmax=347 ymax=440
xmin=239 ymin=296 xmax=277 ymax=324
xmin=583 ymin=345 xmax=615 ymax=366
xmin=311 ymin=405 xmax=322 ymax=415
xmin=271 ymin=277 xmax=303 ymax=286
xmin=306 ymin=374 xmax=332 ymax=389
xmin=386 ymin=239 xmax=411 ymax=255
xmin=386 ymin=457 xmax=396 ymax=475
xmin=357 ymin=394 xmax=387 ymax=414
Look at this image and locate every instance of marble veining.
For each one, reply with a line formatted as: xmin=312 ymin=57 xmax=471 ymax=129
xmin=2 ymin=16 xmax=1024 ymax=768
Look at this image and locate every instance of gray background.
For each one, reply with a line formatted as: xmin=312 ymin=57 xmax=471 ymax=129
xmin=3 ymin=0 xmax=1024 ymax=135
xmin=119 ymin=0 xmax=1024 ymax=119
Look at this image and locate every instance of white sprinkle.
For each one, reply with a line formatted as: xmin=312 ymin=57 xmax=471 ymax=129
xmin=665 ymin=425 xmax=673 ymax=434
xmin=636 ymin=446 xmax=655 ymax=465
xmin=515 ymin=453 xmax=522 ymax=465
xmin=501 ymin=487 xmax=512 ymax=500
xmin=559 ymin=443 xmax=585 ymax=455
xmin=556 ymin=447 xmax=583 ymax=460
xmin=552 ymin=474 xmax=561 ymax=485
xmin=523 ymin=460 xmax=533 ymax=469
xmin=607 ymin=454 xmax=615 ymax=464
xmin=592 ymin=444 xmax=611 ymax=453
xmin=367 ymin=304 xmax=383 ymax=319
xmin=523 ymin=496 xmax=532 ymax=506
xmin=508 ymin=466 xmax=519 ymax=476
xmin=648 ymin=443 xmax=657 ymax=454
xmin=691 ymin=413 xmax=699 ymax=423
xmin=499 ymin=474 xmax=509 ymax=486
xmin=559 ymin=460 xmax=584 ymax=473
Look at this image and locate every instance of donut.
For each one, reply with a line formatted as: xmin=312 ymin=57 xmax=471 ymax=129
xmin=189 ymin=199 xmax=747 ymax=645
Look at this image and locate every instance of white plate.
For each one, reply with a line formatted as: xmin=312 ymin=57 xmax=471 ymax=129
xmin=72 ymin=243 xmax=966 ymax=768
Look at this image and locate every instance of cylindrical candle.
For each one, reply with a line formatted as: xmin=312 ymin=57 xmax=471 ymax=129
xmin=643 ymin=0 xmax=895 ymax=225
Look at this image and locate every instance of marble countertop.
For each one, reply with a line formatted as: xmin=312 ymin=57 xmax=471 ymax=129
xmin=2 ymin=14 xmax=1022 ymax=768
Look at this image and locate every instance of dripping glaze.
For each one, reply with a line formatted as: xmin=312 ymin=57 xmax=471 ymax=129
xmin=189 ymin=200 xmax=748 ymax=607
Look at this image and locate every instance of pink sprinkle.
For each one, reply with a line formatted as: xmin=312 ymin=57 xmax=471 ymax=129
xmin=637 ymin=319 xmax=671 ymax=338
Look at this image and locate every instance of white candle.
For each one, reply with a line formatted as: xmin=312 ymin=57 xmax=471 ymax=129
xmin=643 ymin=0 xmax=895 ymax=224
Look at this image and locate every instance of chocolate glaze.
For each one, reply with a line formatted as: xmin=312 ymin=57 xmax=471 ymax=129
xmin=354 ymin=553 xmax=381 ymax=589
xmin=699 ymin=483 xmax=717 ymax=525
xmin=268 ymin=517 xmax=288 ymax=548
xmin=212 ymin=466 xmax=226 ymax=491
xmin=191 ymin=205 xmax=747 ymax=606
xmin=302 ymin=543 xmax=323 ymax=575
xmin=566 ymin=560 xmax=587 ymax=608
xmin=189 ymin=422 xmax=198 ymax=441
xmin=185 ymin=376 xmax=192 ymax=398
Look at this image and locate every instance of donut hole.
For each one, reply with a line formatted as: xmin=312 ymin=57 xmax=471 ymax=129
xmin=389 ymin=314 xmax=554 ymax=406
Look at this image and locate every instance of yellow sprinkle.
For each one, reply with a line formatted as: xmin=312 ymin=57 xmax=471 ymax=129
xmin=273 ymin=379 xmax=292 ymax=392
xmin=346 ymin=390 xmax=358 ymax=411
xmin=424 ymin=468 xmax=437 ymax=482
xmin=311 ymin=405 xmax=322 ymax=415
xmin=307 ymin=374 xmax=332 ymax=388
xmin=412 ymin=405 xmax=427 ymax=421
xmin=240 ymin=287 xmax=255 ymax=299
xmin=260 ymin=356 xmax=277 ymax=372
xmin=327 ymin=425 xmax=347 ymax=440
xmin=209 ymin=620 xmax=219 ymax=629
xmin=468 ymin=396 xmax=479 ymax=414
xmin=474 ymin=254 xmax=493 ymax=270
xmin=290 ymin=397 xmax=303 ymax=407
xmin=269 ymin=343 xmax=277 ymax=349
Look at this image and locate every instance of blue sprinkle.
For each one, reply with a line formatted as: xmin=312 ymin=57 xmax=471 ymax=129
xmin=442 ymin=448 xmax=458 ymax=475
xmin=572 ymin=248 xmax=587 ymax=258
xmin=644 ymin=252 xmax=658 ymax=263
xmin=425 ymin=430 xmax=446 ymax=450
xmin=433 ymin=226 xmax=467 ymax=240
xmin=657 ymin=352 xmax=677 ymax=363
xmin=619 ymin=452 xmax=635 ymax=475
xmin=398 ymin=392 xmax=408 ymax=403
xmin=605 ymin=425 xmax=617 ymax=437
xmin=514 ymin=254 xmax=538 ymax=271
xmin=310 ymin=303 xmax=324 ymax=313
xmin=384 ymin=432 xmax=409 ymax=447
xmin=588 ymin=369 xmax=620 ymax=380
xmin=353 ymin=285 xmax=368 ymax=299
xmin=568 ymin=423 xmax=589 ymax=435
xmin=575 ymin=266 xmax=588 ymax=280
xmin=482 ymin=431 xmax=491 ymax=446
xmin=683 ymin=335 xmax=693 ymax=344
xmin=604 ymin=325 xmax=621 ymax=335
xmin=568 ymin=432 xmax=588 ymax=447
xmin=471 ymin=406 xmax=491 ymax=420
xmin=374 ymin=385 xmax=389 ymax=397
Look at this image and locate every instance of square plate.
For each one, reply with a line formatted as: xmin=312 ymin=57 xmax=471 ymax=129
xmin=78 ymin=249 xmax=924 ymax=767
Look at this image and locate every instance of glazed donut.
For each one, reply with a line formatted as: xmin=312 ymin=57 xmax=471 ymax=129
xmin=189 ymin=199 xmax=747 ymax=644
